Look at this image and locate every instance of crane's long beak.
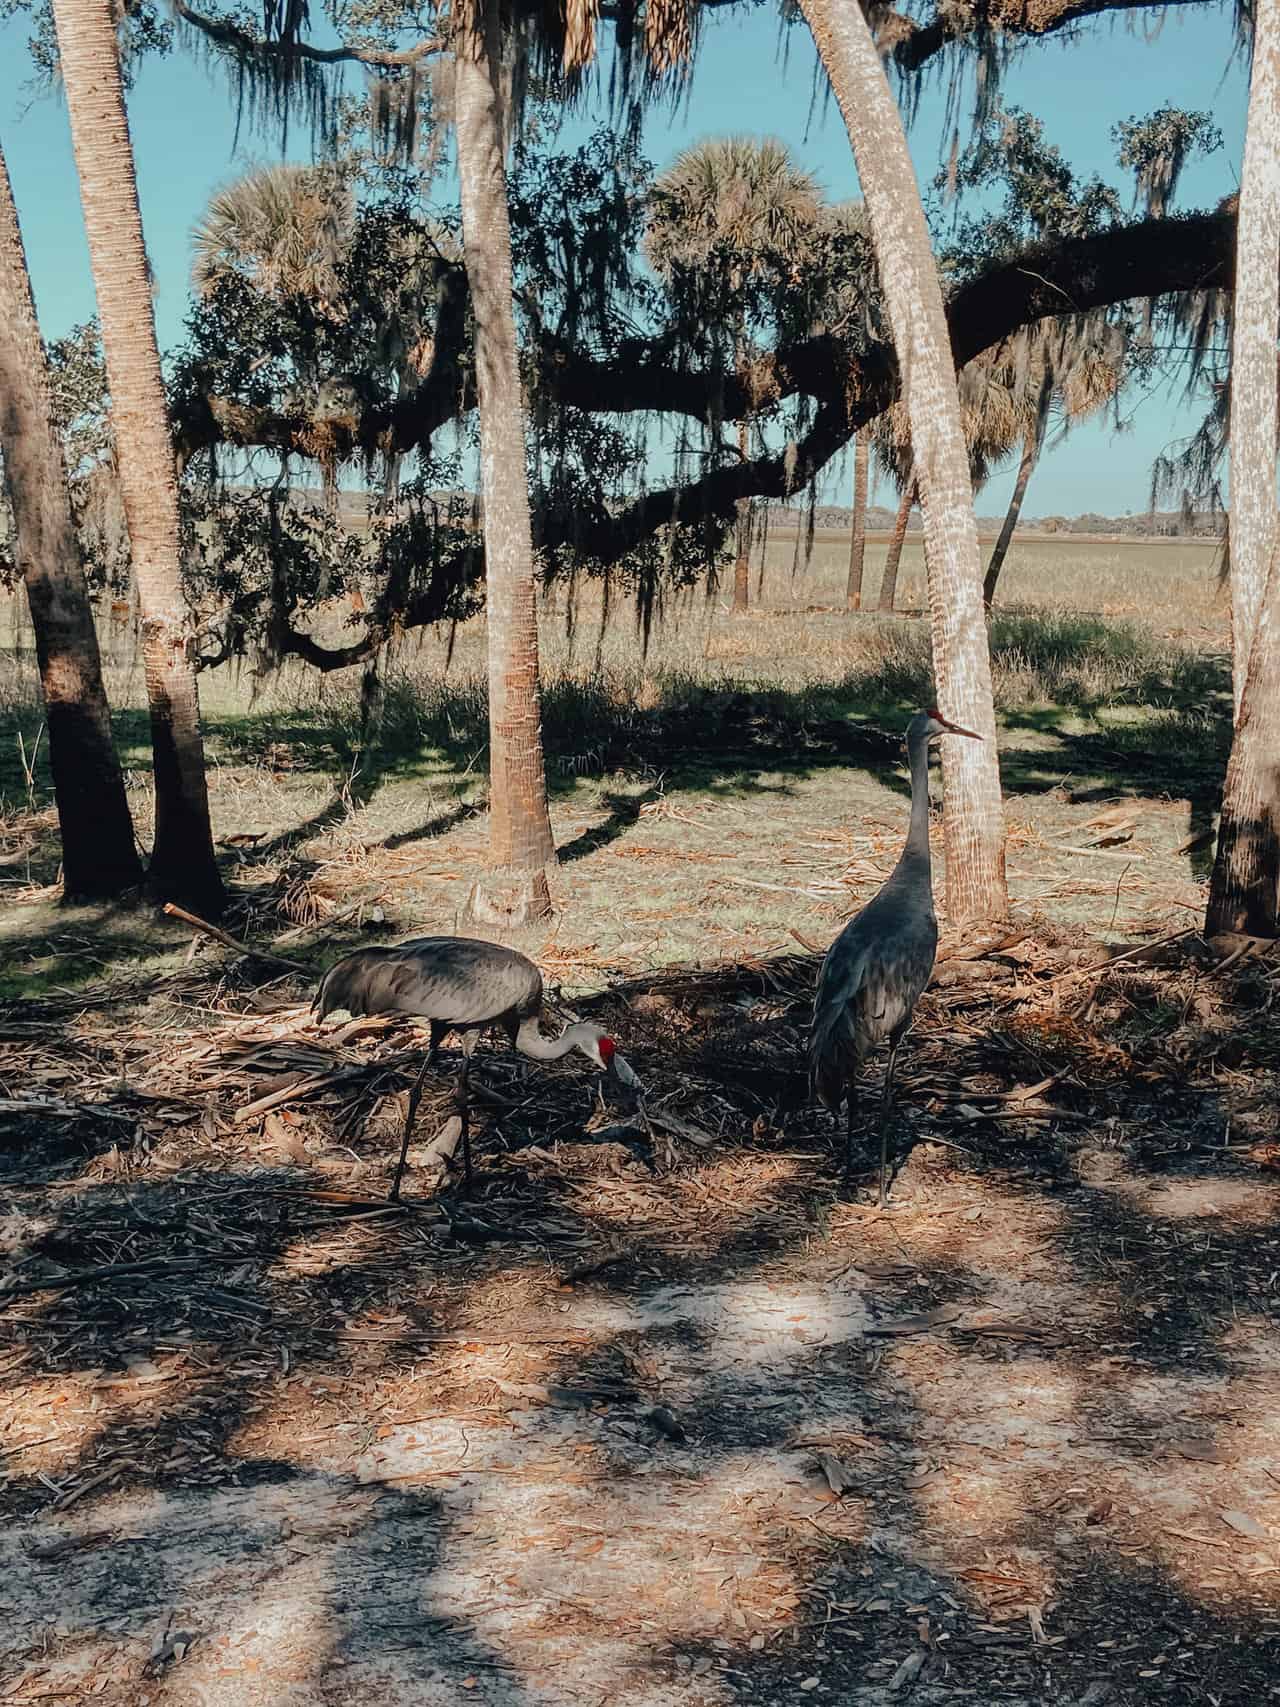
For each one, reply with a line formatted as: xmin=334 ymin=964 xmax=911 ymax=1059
xmin=939 ymin=716 xmax=982 ymax=740
xmin=607 ymin=1051 xmax=645 ymax=1098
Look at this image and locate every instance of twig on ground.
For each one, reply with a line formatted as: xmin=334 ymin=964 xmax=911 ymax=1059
xmin=162 ymin=903 xmax=309 ymax=973
xmin=1 ymin=1255 xmax=240 ymax=1301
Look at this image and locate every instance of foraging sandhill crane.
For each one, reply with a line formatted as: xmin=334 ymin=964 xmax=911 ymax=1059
xmin=809 ymin=708 xmax=982 ymax=1205
xmin=314 ymin=935 xmax=640 ymax=1198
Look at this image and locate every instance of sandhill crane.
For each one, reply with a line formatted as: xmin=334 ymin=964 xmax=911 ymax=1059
xmin=809 ymin=708 xmax=982 ymax=1205
xmin=315 ymin=936 xmax=641 ymax=1198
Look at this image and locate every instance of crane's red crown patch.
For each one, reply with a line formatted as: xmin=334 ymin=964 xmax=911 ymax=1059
xmin=598 ymin=1036 xmax=616 ymax=1061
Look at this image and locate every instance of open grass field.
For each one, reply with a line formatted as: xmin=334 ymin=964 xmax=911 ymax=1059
xmin=5 ymin=529 xmax=1280 ymax=1707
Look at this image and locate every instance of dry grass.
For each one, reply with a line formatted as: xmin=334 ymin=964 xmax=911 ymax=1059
xmin=0 ymin=528 xmax=1235 ymax=1011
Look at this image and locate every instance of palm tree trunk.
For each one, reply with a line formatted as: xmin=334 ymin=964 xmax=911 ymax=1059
xmin=50 ymin=0 xmax=224 ymax=917
xmin=846 ymin=430 xmax=868 ymax=610
xmin=878 ymin=476 xmax=915 ymax=612
xmin=798 ymin=0 xmax=1006 ymax=924
xmin=1225 ymin=0 xmax=1280 ymax=721
xmin=1206 ymin=0 xmax=1280 ymax=937
xmin=983 ymin=405 xmax=1048 ymax=609
xmin=733 ymin=414 xmax=751 ymax=612
xmin=1206 ymin=544 xmax=1280 ymax=935
xmin=0 ymin=139 xmax=141 ymax=900
xmin=455 ymin=0 xmax=555 ymax=925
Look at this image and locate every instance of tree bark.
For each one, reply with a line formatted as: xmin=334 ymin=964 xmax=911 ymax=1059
xmin=877 ymin=476 xmax=915 ymax=612
xmin=1206 ymin=0 xmax=1280 ymax=938
xmin=846 ymin=429 xmax=868 ymax=609
xmin=983 ymin=393 xmax=1049 ymax=609
xmin=733 ymin=414 xmax=751 ymax=612
xmin=798 ymin=0 xmax=1007 ymax=924
xmin=1206 ymin=546 xmax=1280 ymax=935
xmin=0 ymin=138 xmax=141 ymax=900
xmin=50 ymin=0 xmax=224 ymax=917
xmin=455 ymin=0 xmax=555 ymax=925
xmin=1225 ymin=0 xmax=1280 ymax=719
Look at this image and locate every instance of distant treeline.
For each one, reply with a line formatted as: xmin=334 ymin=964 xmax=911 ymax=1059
xmin=762 ymin=502 xmax=1227 ymax=538
xmin=221 ymin=487 xmax=1227 ymax=541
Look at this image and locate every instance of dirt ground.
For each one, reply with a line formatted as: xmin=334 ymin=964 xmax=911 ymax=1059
xmin=2 ymin=543 xmax=1274 ymax=1704
xmin=4 ymin=892 xmax=1280 ymax=1706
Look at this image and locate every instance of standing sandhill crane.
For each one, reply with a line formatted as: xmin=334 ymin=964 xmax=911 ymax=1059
xmin=809 ymin=708 xmax=982 ymax=1205
xmin=315 ymin=936 xmax=640 ymax=1198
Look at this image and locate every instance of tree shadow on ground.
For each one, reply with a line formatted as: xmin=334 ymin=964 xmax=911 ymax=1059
xmin=5 ymin=1055 xmax=1280 ymax=1705
xmin=0 ymin=625 xmax=1238 ymax=934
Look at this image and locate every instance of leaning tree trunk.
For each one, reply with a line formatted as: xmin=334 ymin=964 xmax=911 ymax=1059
xmin=1225 ymin=0 xmax=1280 ymax=720
xmin=877 ymin=475 xmax=915 ymax=612
xmin=733 ymin=413 xmax=751 ymax=613
xmin=1206 ymin=544 xmax=1280 ymax=935
xmin=50 ymin=0 xmax=224 ymax=917
xmin=983 ymin=398 xmax=1049 ymax=609
xmin=799 ymin=0 xmax=1007 ymax=923
xmin=846 ymin=430 xmax=868 ymax=610
xmin=455 ymin=0 xmax=556 ymax=925
xmin=0 ymin=138 xmax=141 ymax=899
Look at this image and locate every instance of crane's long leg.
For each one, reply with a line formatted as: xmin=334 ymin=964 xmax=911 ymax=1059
xmin=844 ymin=1083 xmax=858 ymax=1184
xmin=878 ymin=1030 xmax=906 ymax=1210
xmin=388 ymin=1022 xmax=444 ymax=1203
xmin=455 ymin=1034 xmax=477 ymax=1195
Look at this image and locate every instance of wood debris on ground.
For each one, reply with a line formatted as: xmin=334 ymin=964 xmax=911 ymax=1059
xmin=1 ymin=921 xmax=1279 ymax=1703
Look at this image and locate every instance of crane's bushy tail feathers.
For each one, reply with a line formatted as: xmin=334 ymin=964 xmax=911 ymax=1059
xmin=808 ymin=999 xmax=859 ymax=1112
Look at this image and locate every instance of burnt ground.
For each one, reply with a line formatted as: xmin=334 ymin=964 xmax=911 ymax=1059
xmin=3 ymin=929 xmax=1280 ymax=1706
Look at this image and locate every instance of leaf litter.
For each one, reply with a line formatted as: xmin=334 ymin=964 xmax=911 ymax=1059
xmin=3 ymin=924 xmax=1280 ymax=1702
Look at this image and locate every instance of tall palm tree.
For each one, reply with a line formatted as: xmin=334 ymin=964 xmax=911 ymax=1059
xmin=871 ymin=368 xmax=1022 ymax=614
xmin=846 ymin=430 xmax=868 ymax=609
xmin=0 ymin=138 xmax=141 ymax=899
xmin=982 ymin=366 xmax=1052 ymax=609
xmin=982 ymin=317 xmax=1126 ymax=608
xmin=877 ymin=471 xmax=916 ymax=612
xmin=804 ymin=198 xmax=881 ymax=612
xmin=49 ymin=0 xmax=224 ymax=917
xmin=456 ymin=0 xmax=556 ymax=923
xmin=1222 ymin=2 xmax=1280 ymax=723
xmin=645 ymin=136 xmax=823 ymax=614
xmin=796 ymin=0 xmax=1006 ymax=922
xmin=1206 ymin=0 xmax=1280 ymax=937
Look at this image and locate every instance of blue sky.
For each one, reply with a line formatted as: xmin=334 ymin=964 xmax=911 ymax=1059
xmin=0 ymin=0 xmax=1246 ymax=516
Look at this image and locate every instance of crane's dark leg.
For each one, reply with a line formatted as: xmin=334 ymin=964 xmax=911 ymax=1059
xmin=388 ymin=1022 xmax=445 ymax=1203
xmin=455 ymin=1035 xmax=476 ymax=1195
xmin=877 ymin=1029 xmax=906 ymax=1210
xmin=844 ymin=1084 xmax=858 ymax=1184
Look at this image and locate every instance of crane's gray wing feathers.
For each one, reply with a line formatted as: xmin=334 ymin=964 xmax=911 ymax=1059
xmin=315 ymin=937 xmax=543 ymax=1027
xmin=808 ymin=910 xmax=938 ymax=1110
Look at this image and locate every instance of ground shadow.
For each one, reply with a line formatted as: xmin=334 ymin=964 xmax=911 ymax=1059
xmin=4 ymin=922 xmax=1280 ymax=1701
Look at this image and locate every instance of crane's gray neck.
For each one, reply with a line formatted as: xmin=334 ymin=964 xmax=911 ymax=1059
xmin=901 ymin=726 xmax=933 ymax=874
xmin=515 ymin=1017 xmax=592 ymax=1061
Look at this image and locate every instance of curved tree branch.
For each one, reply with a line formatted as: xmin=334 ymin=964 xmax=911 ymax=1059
xmin=170 ymin=0 xmax=447 ymax=66
xmin=556 ymin=210 xmax=1235 ymax=562
xmin=183 ymin=208 xmax=1235 ymax=546
xmin=173 ymin=0 xmax=1221 ymax=81
xmin=885 ymin=0 xmax=1219 ymax=75
xmin=947 ymin=208 xmax=1232 ymax=364
xmin=248 ymin=206 xmax=1235 ymax=659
